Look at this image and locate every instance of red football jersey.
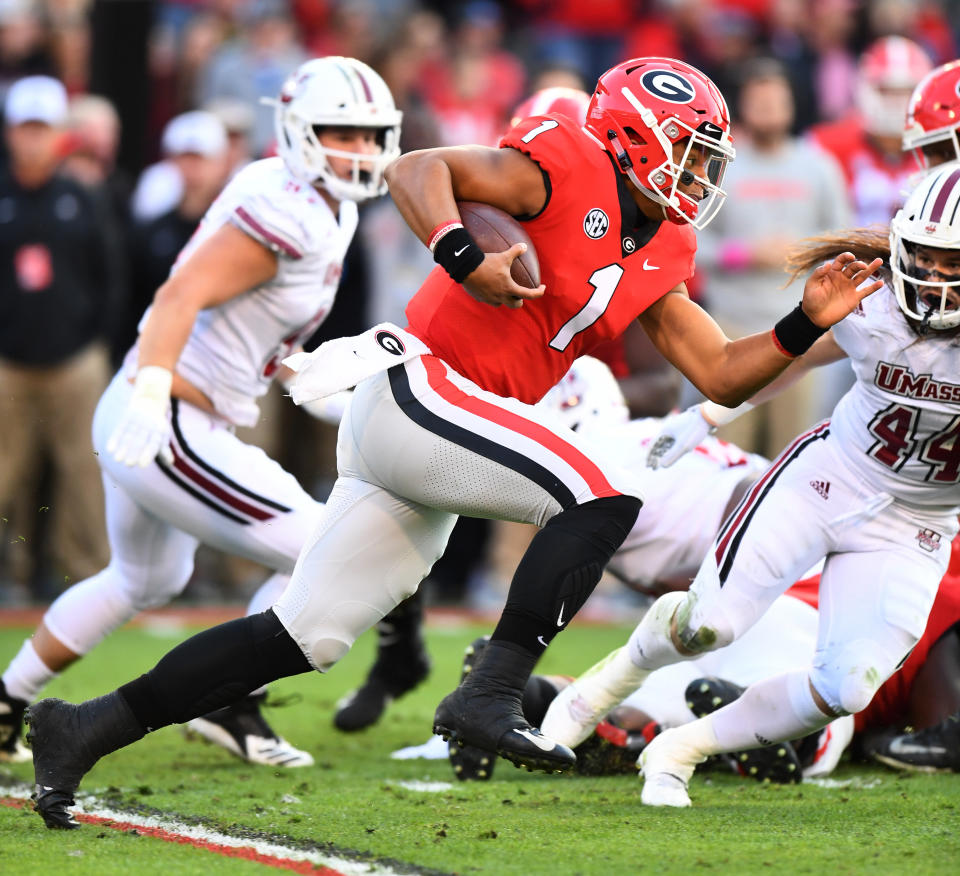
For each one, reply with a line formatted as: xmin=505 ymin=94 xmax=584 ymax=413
xmin=405 ymin=114 xmax=697 ymax=404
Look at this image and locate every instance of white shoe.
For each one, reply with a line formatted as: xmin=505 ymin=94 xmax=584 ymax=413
xmin=185 ymin=694 xmax=314 ymax=768
xmin=0 ymin=736 xmax=31 ymax=764
xmin=639 ymin=727 xmax=705 ymax=807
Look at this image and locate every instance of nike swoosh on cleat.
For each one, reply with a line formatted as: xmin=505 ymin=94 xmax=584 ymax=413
xmin=512 ymin=728 xmax=557 ymax=751
xmin=556 ymin=602 xmax=566 ymax=627
xmin=537 ymin=635 xmax=548 ymax=647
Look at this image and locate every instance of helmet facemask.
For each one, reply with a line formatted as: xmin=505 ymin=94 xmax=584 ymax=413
xmin=890 ymin=236 xmax=960 ymax=333
xmin=611 ymin=86 xmax=734 ymax=230
xmin=279 ymin=115 xmax=400 ymax=202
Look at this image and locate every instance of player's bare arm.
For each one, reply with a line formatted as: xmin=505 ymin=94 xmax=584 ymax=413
xmin=638 ymin=253 xmax=882 ymax=406
xmin=137 ymin=223 xmax=278 ymax=374
xmin=385 ymin=145 xmax=547 ymax=308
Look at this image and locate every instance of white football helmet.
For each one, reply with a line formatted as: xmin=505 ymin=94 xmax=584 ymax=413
xmin=541 ymin=356 xmax=630 ymax=434
xmin=267 ymin=56 xmax=401 ymax=201
xmin=889 ymin=163 xmax=960 ymax=332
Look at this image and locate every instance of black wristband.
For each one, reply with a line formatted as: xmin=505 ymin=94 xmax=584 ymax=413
xmin=772 ymin=303 xmax=827 ymax=358
xmin=433 ymin=226 xmax=485 ymax=283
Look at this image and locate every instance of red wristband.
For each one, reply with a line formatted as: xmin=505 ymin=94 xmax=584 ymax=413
xmin=428 ymin=220 xmax=464 ymax=252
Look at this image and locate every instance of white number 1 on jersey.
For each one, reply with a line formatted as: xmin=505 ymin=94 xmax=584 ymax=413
xmin=549 ymin=264 xmax=625 ymax=352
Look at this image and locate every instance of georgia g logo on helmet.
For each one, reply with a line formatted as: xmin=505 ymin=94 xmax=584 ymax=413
xmin=639 ymin=69 xmax=697 ymax=104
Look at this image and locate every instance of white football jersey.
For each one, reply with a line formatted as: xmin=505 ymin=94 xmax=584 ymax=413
xmin=131 ymin=157 xmax=357 ymax=426
xmin=830 ymin=284 xmax=960 ymax=514
xmin=581 ymin=419 xmax=769 ymax=589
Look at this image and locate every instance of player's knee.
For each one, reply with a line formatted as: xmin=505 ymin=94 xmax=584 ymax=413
xmin=811 ymin=640 xmax=891 ymax=716
xmin=308 ymin=636 xmax=352 ymax=672
xmin=118 ymin=555 xmax=195 ymax=611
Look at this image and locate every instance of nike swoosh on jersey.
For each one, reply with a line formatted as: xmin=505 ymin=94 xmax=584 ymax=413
xmin=512 ymin=728 xmax=557 ymax=751
xmin=643 ymin=260 xmax=660 ymax=271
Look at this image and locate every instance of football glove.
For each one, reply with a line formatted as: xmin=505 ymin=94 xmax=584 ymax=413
xmin=106 ymin=366 xmax=174 ymax=468
xmin=646 ymin=405 xmax=715 ymax=469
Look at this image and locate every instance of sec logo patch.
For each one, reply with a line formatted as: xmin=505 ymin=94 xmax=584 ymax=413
xmin=584 ymin=208 xmax=609 ymax=239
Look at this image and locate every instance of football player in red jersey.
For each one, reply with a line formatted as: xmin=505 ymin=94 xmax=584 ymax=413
xmin=809 ymin=36 xmax=933 ymax=226
xmin=903 ymin=59 xmax=960 ymax=169
xmin=23 ymin=57 xmax=882 ymax=830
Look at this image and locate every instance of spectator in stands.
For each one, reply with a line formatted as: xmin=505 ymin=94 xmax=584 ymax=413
xmin=196 ymin=0 xmax=307 ymax=156
xmin=0 ymin=75 xmax=123 ymax=600
xmin=697 ymin=58 xmax=851 ymax=458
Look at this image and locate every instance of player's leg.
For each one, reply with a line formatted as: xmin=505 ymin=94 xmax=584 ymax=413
xmin=26 ymin=470 xmax=456 ymax=828
xmin=641 ymin=516 xmax=948 ymax=806
xmin=332 ymin=590 xmax=429 ymax=731
xmin=545 ymin=426 xmax=835 ymax=752
xmin=0 ymin=470 xmax=198 ymax=764
xmin=141 ymin=399 xmax=325 ymax=766
xmin=358 ymin=358 xmax=641 ymax=770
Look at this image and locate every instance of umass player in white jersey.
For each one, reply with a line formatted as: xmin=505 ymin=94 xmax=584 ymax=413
xmin=592 ymin=164 xmax=960 ymax=806
xmin=0 ymin=56 xmax=401 ymax=767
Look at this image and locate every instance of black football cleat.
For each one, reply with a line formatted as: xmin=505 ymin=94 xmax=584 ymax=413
xmin=334 ymin=598 xmax=431 ymax=732
xmin=572 ymin=719 xmax=659 ymax=777
xmin=869 ymin=712 xmax=960 ymax=773
xmin=26 ymin=693 xmax=145 ymax=830
xmin=446 ymin=636 xmax=497 ymax=781
xmin=434 ymin=639 xmax=575 ymax=774
xmin=25 ymin=699 xmax=97 ymax=829
xmin=449 ymin=738 xmax=497 ymax=781
xmin=0 ymin=679 xmax=30 ymax=763
xmin=685 ymin=676 xmax=801 ymax=784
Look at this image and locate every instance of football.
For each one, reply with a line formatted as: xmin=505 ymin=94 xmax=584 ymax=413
xmin=456 ymin=201 xmax=541 ymax=289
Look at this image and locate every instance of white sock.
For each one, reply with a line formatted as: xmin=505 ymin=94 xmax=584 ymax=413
xmin=578 ymin=645 xmax=651 ymax=707
xmin=2 ymin=638 xmax=57 ymax=702
xmin=710 ymin=670 xmax=831 ymax=753
xmin=626 ymin=591 xmax=691 ymax=671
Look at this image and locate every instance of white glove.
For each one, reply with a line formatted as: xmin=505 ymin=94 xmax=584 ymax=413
xmin=646 ymin=405 xmax=715 ymax=469
xmin=297 ymin=389 xmax=353 ymax=425
xmin=646 ymin=399 xmax=755 ymax=469
xmin=107 ymin=366 xmax=174 ymax=467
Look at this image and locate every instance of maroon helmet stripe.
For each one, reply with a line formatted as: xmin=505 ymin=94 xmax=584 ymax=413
xmin=354 ymin=68 xmax=374 ymax=102
xmin=929 ymin=167 xmax=960 ymax=222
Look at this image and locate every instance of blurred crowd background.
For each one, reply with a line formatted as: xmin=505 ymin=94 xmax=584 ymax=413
xmin=0 ymin=0 xmax=957 ymax=609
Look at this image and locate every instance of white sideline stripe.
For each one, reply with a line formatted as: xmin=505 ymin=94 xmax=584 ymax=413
xmin=0 ymin=785 xmax=413 ymax=875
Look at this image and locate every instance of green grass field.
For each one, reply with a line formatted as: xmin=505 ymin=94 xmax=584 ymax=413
xmin=1 ymin=616 xmax=958 ymax=875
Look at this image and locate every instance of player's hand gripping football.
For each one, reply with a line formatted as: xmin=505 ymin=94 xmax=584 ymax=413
xmin=646 ymin=405 xmax=715 ymax=469
xmin=463 ymin=243 xmax=546 ymax=309
xmin=107 ymin=366 xmax=175 ymax=468
xmin=800 ymin=252 xmax=884 ymax=327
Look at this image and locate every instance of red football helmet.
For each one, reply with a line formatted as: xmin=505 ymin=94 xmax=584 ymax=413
xmin=584 ymin=57 xmax=735 ymax=230
xmin=510 ymin=86 xmax=591 ymax=129
xmin=856 ymin=36 xmax=932 ymax=138
xmin=903 ymin=60 xmax=960 ymax=168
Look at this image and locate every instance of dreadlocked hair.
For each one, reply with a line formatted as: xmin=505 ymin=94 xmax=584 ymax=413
xmin=785 ymin=226 xmax=891 ymax=285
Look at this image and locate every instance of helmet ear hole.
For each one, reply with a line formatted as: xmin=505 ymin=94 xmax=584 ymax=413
xmin=624 ymin=127 xmax=646 ymax=146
